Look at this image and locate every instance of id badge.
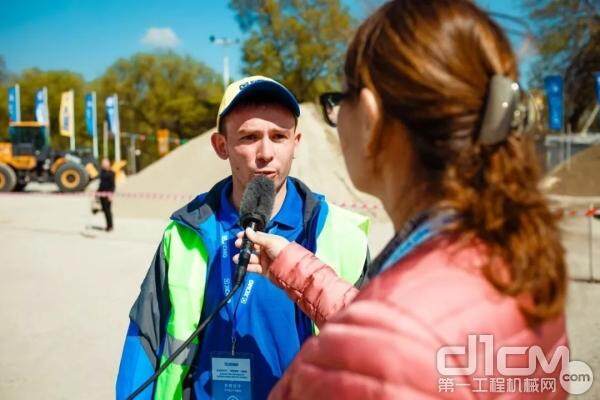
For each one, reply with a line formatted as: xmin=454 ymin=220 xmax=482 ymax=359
xmin=211 ymin=352 xmax=252 ymax=400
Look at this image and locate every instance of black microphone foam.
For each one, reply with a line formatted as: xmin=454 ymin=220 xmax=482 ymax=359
xmin=239 ymin=176 xmax=275 ymax=231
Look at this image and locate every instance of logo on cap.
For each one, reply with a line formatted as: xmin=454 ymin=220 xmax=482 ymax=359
xmin=239 ymin=80 xmax=261 ymax=90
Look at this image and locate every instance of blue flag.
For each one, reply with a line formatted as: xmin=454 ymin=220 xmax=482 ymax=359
xmin=85 ymin=92 xmax=96 ymax=137
xmin=594 ymin=72 xmax=600 ymax=104
xmin=35 ymin=87 xmax=49 ymax=125
xmin=105 ymin=94 xmax=120 ymax=136
xmin=544 ymin=75 xmax=564 ymax=131
xmin=8 ymin=84 xmax=21 ymax=123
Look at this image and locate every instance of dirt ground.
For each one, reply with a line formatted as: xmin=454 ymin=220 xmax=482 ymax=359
xmin=542 ymin=144 xmax=600 ymax=197
xmin=0 ymin=186 xmax=598 ymax=399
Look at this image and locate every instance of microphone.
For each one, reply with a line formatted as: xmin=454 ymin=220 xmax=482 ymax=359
xmin=235 ymin=176 xmax=275 ymax=285
xmin=126 ymin=176 xmax=274 ymax=400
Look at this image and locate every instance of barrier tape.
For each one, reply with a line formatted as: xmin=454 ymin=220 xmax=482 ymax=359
xmin=1 ymin=190 xmax=598 ymax=217
xmin=555 ymin=207 xmax=600 ymax=218
xmin=0 ymin=190 xmax=383 ymax=212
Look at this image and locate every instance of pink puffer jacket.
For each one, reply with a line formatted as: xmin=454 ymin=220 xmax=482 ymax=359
xmin=267 ymin=236 xmax=569 ymax=399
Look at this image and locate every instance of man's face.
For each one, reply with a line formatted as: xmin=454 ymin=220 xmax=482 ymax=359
xmin=211 ymin=103 xmax=301 ymax=192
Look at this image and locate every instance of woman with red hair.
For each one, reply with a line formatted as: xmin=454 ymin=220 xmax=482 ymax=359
xmin=236 ymin=1 xmax=569 ymax=398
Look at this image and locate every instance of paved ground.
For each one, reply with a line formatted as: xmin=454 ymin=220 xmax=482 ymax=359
xmin=0 ymin=190 xmax=165 ymax=399
xmin=0 ymin=187 xmax=598 ymax=399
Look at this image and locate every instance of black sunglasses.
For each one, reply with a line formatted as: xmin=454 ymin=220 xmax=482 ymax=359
xmin=319 ymin=91 xmax=350 ymax=128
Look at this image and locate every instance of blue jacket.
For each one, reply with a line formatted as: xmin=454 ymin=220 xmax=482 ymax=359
xmin=116 ymin=177 xmax=370 ymax=399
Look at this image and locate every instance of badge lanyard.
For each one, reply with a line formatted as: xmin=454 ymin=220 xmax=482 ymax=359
xmin=218 ymin=226 xmax=242 ymax=355
xmin=219 ymin=224 xmax=278 ymax=355
xmin=379 ymin=211 xmax=456 ymax=273
xmin=212 ymin=227 xmax=254 ymax=400
xmin=230 ymin=287 xmax=243 ymax=355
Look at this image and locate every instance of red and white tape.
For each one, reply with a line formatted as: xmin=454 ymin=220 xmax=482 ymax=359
xmin=555 ymin=207 xmax=600 ymax=218
xmin=1 ymin=191 xmax=599 ymax=217
xmin=0 ymin=191 xmax=382 ymax=211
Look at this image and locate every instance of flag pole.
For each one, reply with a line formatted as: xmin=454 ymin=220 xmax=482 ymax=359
xmin=15 ymin=84 xmax=21 ymax=122
xmin=103 ymin=120 xmax=109 ymax=159
xmin=114 ymin=94 xmax=121 ymax=163
xmin=92 ymin=92 xmax=99 ymax=160
xmin=70 ymin=90 xmax=76 ymax=151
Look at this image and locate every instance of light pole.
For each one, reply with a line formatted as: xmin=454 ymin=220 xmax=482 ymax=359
xmin=209 ymin=35 xmax=240 ymax=89
xmin=125 ymin=132 xmax=138 ymax=174
xmin=117 ymin=101 xmax=139 ymax=171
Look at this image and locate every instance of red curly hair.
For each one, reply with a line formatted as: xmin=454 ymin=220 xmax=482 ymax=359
xmin=345 ymin=0 xmax=566 ymax=321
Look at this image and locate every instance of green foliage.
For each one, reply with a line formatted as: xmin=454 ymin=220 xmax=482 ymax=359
xmin=524 ymin=0 xmax=598 ymax=82
xmin=1 ymin=52 xmax=223 ymax=168
xmin=0 ymin=67 xmax=87 ymax=150
xmin=92 ymin=52 xmax=223 ymax=167
xmin=523 ymin=0 xmax=599 ymax=128
xmin=0 ymin=56 xmax=7 ymax=135
xmin=230 ymin=0 xmax=355 ymax=101
xmin=0 ymin=56 xmax=7 ymax=84
xmin=564 ymin=29 xmax=600 ymax=129
xmin=93 ymin=52 xmax=222 ymax=137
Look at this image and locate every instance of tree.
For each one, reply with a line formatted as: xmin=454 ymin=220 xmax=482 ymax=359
xmin=564 ymin=29 xmax=600 ymax=130
xmin=0 ymin=56 xmax=8 ymax=137
xmin=230 ymin=0 xmax=355 ymax=101
xmin=0 ymin=68 xmax=87 ymax=150
xmin=1 ymin=52 xmax=222 ymax=169
xmin=523 ymin=0 xmax=599 ymax=129
xmin=0 ymin=56 xmax=7 ymax=84
xmin=92 ymin=52 xmax=223 ymax=168
xmin=20 ymin=69 xmax=88 ymax=150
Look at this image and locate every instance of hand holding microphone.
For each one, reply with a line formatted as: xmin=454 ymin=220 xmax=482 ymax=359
xmin=233 ymin=228 xmax=290 ymax=278
xmin=234 ymin=175 xmax=280 ymax=284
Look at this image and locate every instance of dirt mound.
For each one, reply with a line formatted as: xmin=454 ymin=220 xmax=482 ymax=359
xmin=114 ymin=103 xmax=385 ymax=220
xmin=541 ymin=144 xmax=600 ymax=197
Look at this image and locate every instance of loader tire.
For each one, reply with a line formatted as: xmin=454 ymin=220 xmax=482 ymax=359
xmin=55 ymin=162 xmax=89 ymax=192
xmin=0 ymin=163 xmax=16 ymax=192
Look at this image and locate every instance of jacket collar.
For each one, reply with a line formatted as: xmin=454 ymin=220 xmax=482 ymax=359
xmin=170 ymin=175 xmax=323 ymax=233
xmin=217 ymin=178 xmax=303 ymax=231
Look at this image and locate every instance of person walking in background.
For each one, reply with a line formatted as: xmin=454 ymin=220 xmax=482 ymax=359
xmin=98 ymin=158 xmax=115 ymax=232
xmin=234 ymin=0 xmax=570 ymax=398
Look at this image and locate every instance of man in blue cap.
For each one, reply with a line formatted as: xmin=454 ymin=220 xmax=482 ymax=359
xmin=116 ymin=76 xmax=371 ymax=400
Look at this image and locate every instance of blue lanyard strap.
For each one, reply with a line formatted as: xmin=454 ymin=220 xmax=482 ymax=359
xmin=215 ymin=224 xmax=240 ymax=353
xmin=221 ymin=225 xmax=279 ymax=355
xmin=370 ymin=210 xmax=455 ymax=276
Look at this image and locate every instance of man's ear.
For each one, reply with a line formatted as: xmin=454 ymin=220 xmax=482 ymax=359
xmin=211 ymin=132 xmax=229 ymax=160
xmin=293 ymin=130 xmax=302 ymax=147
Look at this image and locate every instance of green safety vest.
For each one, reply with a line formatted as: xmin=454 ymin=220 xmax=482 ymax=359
xmin=154 ymin=204 xmax=370 ymax=399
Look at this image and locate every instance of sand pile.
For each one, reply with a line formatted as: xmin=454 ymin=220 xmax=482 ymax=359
xmin=114 ymin=103 xmax=385 ymax=221
xmin=541 ymin=144 xmax=600 ymax=197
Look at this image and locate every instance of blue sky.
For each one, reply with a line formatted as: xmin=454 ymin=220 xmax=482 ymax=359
xmin=0 ymin=0 xmax=533 ymax=83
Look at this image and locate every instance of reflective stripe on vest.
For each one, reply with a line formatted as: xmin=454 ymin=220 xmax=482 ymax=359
xmin=312 ymin=204 xmax=370 ymax=334
xmin=315 ymin=204 xmax=370 ymax=282
xmin=154 ymin=204 xmax=370 ymax=399
xmin=154 ymin=222 xmax=209 ymax=400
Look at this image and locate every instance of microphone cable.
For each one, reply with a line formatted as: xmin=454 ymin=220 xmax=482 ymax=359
xmin=126 ymin=272 xmax=246 ymax=400
xmin=127 ymin=175 xmax=273 ymax=399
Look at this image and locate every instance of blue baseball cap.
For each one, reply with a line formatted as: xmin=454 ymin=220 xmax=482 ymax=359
xmin=217 ymin=75 xmax=301 ymax=129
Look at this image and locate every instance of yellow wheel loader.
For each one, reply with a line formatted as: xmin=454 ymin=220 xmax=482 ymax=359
xmin=0 ymin=122 xmax=99 ymax=192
